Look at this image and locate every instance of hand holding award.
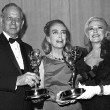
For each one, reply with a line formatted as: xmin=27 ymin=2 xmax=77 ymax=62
xmin=56 ymin=46 xmax=85 ymax=105
xmin=26 ymin=49 xmax=50 ymax=103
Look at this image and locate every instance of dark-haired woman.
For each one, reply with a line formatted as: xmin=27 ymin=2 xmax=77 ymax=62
xmin=39 ymin=19 xmax=82 ymax=110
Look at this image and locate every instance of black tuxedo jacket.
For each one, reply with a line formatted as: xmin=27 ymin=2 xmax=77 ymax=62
xmin=0 ymin=33 xmax=33 ymax=110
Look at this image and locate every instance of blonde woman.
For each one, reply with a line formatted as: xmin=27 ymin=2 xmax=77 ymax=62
xmin=76 ymin=17 xmax=110 ymax=110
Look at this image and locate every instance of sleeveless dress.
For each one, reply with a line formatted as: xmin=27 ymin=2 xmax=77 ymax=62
xmin=42 ymin=56 xmax=82 ymax=110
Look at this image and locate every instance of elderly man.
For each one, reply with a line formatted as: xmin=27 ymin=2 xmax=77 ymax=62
xmin=0 ymin=3 xmax=40 ymax=110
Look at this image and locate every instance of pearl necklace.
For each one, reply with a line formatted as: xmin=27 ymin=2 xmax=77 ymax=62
xmin=49 ymin=53 xmax=64 ymax=62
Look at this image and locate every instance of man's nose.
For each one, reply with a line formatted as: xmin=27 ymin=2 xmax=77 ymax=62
xmin=11 ymin=18 xmax=16 ymax=24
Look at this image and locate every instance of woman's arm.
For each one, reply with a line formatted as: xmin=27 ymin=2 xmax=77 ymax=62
xmin=39 ymin=60 xmax=44 ymax=88
xmin=76 ymin=84 xmax=101 ymax=99
xmin=76 ymin=84 xmax=110 ymax=100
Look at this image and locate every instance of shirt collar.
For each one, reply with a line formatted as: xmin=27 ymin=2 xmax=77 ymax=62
xmin=3 ymin=31 xmax=18 ymax=41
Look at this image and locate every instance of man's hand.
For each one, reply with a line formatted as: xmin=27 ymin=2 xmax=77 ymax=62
xmin=16 ymin=72 xmax=40 ymax=87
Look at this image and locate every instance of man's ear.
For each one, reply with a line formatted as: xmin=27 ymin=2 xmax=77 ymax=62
xmin=0 ymin=15 xmax=3 ymax=27
xmin=21 ymin=20 xmax=24 ymax=29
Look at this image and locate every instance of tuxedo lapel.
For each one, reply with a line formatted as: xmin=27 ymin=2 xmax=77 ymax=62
xmin=20 ymin=42 xmax=30 ymax=73
xmin=0 ymin=33 xmax=22 ymax=74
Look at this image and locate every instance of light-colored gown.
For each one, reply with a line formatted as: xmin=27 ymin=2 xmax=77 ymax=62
xmin=42 ymin=56 xmax=82 ymax=110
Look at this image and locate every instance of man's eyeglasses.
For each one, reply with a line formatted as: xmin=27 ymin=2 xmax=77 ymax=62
xmin=4 ymin=16 xmax=22 ymax=23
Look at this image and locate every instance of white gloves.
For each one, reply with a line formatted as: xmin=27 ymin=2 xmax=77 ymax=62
xmin=103 ymin=85 xmax=110 ymax=95
xmin=76 ymin=83 xmax=101 ymax=99
xmin=56 ymin=84 xmax=110 ymax=104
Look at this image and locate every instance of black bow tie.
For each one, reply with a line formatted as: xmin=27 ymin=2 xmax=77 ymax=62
xmin=9 ymin=38 xmax=22 ymax=44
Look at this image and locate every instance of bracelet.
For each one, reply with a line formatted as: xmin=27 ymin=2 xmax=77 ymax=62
xmin=99 ymin=85 xmax=104 ymax=96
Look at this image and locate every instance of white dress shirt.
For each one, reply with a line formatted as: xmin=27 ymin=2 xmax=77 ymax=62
xmin=3 ymin=31 xmax=24 ymax=70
